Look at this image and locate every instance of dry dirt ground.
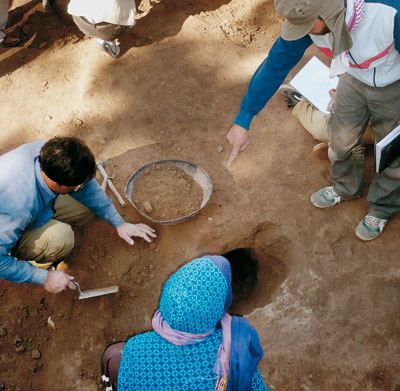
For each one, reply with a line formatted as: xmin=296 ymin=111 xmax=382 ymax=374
xmin=0 ymin=0 xmax=400 ymax=390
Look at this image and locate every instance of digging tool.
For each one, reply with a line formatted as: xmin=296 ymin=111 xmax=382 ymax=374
xmin=97 ymin=159 xmax=126 ymax=207
xmin=72 ymin=281 xmax=119 ymax=300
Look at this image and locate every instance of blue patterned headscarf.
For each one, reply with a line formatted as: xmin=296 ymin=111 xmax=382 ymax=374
xmin=154 ymin=256 xmax=264 ymax=391
xmin=118 ymin=256 xmax=266 ymax=391
xmin=159 ymin=257 xmax=232 ymax=334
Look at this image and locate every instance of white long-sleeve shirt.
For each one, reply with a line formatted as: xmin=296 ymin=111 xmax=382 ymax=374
xmin=68 ymin=0 xmax=136 ymax=26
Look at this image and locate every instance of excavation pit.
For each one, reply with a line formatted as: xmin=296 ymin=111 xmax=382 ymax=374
xmin=223 ymin=247 xmax=286 ymax=315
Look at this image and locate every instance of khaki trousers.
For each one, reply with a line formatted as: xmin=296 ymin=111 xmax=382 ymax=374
xmin=14 ymin=195 xmax=94 ymax=265
xmin=292 ymin=99 xmax=374 ymax=144
xmin=72 ymin=15 xmax=126 ymax=41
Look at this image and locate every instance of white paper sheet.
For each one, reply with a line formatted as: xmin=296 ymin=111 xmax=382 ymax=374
xmin=290 ymin=57 xmax=339 ymax=115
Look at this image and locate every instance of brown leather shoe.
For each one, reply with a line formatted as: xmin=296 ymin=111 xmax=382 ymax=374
xmin=55 ymin=261 xmax=69 ymax=273
xmin=312 ymin=142 xmax=329 ymax=160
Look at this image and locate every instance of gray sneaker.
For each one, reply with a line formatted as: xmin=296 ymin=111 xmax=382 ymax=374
xmin=310 ymin=186 xmax=343 ymax=208
xmin=96 ymin=39 xmax=120 ymax=58
xmin=278 ymin=84 xmax=304 ymax=107
xmin=356 ymin=214 xmax=387 ymax=241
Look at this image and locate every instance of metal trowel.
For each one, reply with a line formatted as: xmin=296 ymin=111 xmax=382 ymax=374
xmin=72 ymin=281 xmax=119 ymax=300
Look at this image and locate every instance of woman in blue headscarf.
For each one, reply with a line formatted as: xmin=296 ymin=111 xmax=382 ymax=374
xmin=101 ymin=255 xmax=269 ymax=391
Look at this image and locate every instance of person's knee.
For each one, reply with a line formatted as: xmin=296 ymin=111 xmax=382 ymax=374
xmin=15 ymin=220 xmax=75 ymax=262
xmin=43 ymin=222 xmax=75 ymax=261
xmin=328 ymin=142 xmax=349 ymax=161
xmin=329 ymin=142 xmax=364 ymax=163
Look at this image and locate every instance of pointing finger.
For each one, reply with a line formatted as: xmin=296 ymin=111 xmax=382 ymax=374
xmin=227 ymin=147 xmax=239 ymax=166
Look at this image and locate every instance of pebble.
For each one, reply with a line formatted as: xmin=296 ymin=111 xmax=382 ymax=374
xmin=39 ymin=42 xmax=48 ymax=49
xmin=16 ymin=318 xmax=22 ymax=325
xmin=15 ymin=345 xmax=25 ymax=353
xmin=47 ymin=316 xmax=56 ymax=330
xmin=41 ymin=81 xmax=48 ymax=87
xmin=0 ymin=328 xmax=7 ymax=337
xmin=143 ymin=201 xmax=153 ymax=213
xmin=88 ymin=253 xmax=97 ymax=261
xmin=217 ymin=145 xmax=224 ymax=153
xmin=13 ymin=336 xmax=22 ymax=345
xmin=44 ymin=115 xmax=52 ymax=122
xmin=31 ymin=350 xmax=41 ymax=359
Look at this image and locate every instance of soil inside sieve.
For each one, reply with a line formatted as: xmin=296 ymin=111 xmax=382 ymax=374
xmin=131 ymin=165 xmax=203 ymax=221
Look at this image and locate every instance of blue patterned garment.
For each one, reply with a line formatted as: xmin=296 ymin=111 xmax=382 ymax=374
xmin=159 ymin=258 xmax=228 ymax=334
xmin=117 ymin=257 xmax=269 ymax=391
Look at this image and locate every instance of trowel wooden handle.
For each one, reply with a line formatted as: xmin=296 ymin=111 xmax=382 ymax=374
xmin=107 ymin=179 xmax=126 ymax=207
xmin=97 ymin=162 xmax=109 ymax=180
xmin=97 ymin=163 xmax=126 ymax=207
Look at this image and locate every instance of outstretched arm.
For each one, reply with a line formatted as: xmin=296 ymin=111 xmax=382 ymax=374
xmin=71 ymin=179 xmax=156 ymax=245
xmin=227 ymin=35 xmax=312 ymax=165
xmin=234 ymin=35 xmax=313 ymax=130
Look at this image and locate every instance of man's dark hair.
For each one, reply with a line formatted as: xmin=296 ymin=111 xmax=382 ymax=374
xmin=39 ymin=137 xmax=96 ymax=186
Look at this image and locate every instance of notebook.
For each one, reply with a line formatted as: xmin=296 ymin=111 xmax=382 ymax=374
xmin=375 ymin=125 xmax=400 ymax=173
xmin=290 ymin=56 xmax=339 ymax=115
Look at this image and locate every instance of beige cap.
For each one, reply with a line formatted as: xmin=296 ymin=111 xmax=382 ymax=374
xmin=275 ymin=0 xmax=319 ymax=40
xmin=274 ymin=0 xmax=352 ymax=57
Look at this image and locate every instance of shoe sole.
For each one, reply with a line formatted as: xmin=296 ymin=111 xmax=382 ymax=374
xmin=310 ymin=197 xmax=339 ymax=209
xmin=355 ymin=232 xmax=378 ymax=241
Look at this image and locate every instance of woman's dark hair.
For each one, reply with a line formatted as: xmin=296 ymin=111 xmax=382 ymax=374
xmin=39 ymin=137 xmax=96 ymax=186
